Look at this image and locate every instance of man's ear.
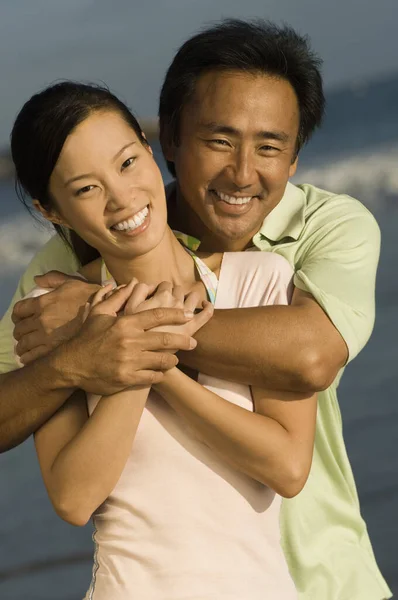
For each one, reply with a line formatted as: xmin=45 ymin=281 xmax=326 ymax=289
xmin=32 ymin=200 xmax=70 ymax=228
xmin=289 ymin=154 xmax=299 ymax=178
xmin=159 ymin=123 xmax=175 ymax=162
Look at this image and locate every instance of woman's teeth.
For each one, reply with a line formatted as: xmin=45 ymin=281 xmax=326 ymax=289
xmin=112 ymin=206 xmax=149 ymax=232
xmin=216 ymin=191 xmax=252 ymax=205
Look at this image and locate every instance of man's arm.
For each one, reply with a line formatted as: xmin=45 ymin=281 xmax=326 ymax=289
xmin=180 ymin=199 xmax=380 ymax=393
xmin=0 ymin=302 xmax=198 ymax=453
xmin=179 ymin=288 xmax=347 ymax=392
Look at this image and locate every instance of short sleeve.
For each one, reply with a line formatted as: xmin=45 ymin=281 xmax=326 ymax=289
xmin=293 ymin=197 xmax=380 ymax=362
xmin=0 ymin=235 xmax=78 ymax=375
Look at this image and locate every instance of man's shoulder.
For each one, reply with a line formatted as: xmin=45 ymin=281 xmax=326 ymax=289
xmin=297 ymin=183 xmax=380 ymax=238
xmin=17 ymin=235 xmax=79 ymax=299
xmin=28 ymin=234 xmax=78 ymax=270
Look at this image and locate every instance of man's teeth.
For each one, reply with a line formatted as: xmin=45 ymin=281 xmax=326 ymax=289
xmin=217 ymin=191 xmax=252 ymax=205
xmin=112 ymin=206 xmax=149 ymax=231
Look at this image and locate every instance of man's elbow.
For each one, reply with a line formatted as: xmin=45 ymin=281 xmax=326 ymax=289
xmin=298 ymin=348 xmax=340 ymax=393
xmin=0 ymin=423 xmax=29 ymax=454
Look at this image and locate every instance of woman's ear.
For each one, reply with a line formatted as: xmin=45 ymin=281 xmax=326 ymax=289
xmin=141 ymin=132 xmax=153 ymax=156
xmin=32 ymin=200 xmax=70 ymax=228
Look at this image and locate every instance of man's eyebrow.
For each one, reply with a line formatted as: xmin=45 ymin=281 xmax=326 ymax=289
xmin=200 ymin=122 xmax=290 ymax=143
xmin=64 ymin=142 xmax=137 ymax=187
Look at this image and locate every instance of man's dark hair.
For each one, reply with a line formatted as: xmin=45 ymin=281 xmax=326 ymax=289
xmin=11 ymin=81 xmax=147 ymax=265
xmin=159 ymin=19 xmax=325 ymax=177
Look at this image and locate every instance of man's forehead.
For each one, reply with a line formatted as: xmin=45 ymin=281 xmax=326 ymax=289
xmin=182 ymin=69 xmax=299 ymax=137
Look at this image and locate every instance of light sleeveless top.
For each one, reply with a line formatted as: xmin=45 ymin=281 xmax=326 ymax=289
xmin=84 ymin=249 xmax=296 ymax=600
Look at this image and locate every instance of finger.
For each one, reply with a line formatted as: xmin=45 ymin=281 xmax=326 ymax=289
xmin=11 ymin=298 xmax=37 ymax=323
xmin=124 ymin=281 xmax=152 ymax=314
xmin=172 ymin=285 xmax=185 ymax=305
xmin=183 ymin=291 xmax=201 ymax=314
xmin=133 ymin=307 xmax=194 ymax=330
xmin=34 ymin=270 xmax=78 ymax=289
xmin=13 ymin=317 xmax=38 ymax=341
xmin=19 ymin=345 xmax=49 ymax=365
xmin=128 ymin=370 xmax=166 ymax=387
xmin=155 ymin=281 xmax=173 ymax=295
xmin=15 ymin=330 xmax=45 ymax=356
xmin=138 ymin=351 xmax=179 ymax=371
xmin=90 ymin=284 xmax=114 ymax=308
xmin=187 ymin=301 xmax=214 ymax=334
xmin=142 ymin=330 xmax=197 ymax=352
xmin=91 ymin=279 xmax=138 ymax=315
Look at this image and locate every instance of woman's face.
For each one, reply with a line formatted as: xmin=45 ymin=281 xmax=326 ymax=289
xmin=45 ymin=110 xmax=167 ymax=261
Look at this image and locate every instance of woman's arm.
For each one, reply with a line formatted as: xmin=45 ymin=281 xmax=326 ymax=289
xmin=154 ymin=368 xmax=317 ymax=498
xmin=35 ymin=385 xmax=150 ymax=527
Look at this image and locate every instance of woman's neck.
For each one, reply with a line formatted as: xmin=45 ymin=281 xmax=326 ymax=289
xmin=102 ymin=227 xmax=199 ymax=289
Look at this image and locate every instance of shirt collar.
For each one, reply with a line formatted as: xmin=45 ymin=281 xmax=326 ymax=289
xmin=254 ymin=182 xmax=306 ymax=245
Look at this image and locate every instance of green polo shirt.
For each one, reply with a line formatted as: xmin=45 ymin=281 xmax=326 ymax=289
xmin=0 ymin=183 xmax=392 ymax=599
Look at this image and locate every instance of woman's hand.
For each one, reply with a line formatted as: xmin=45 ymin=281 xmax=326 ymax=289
xmin=122 ymin=280 xmax=214 ymax=339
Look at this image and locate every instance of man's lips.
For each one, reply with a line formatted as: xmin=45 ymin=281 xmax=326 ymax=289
xmin=209 ymin=189 xmax=257 ymax=215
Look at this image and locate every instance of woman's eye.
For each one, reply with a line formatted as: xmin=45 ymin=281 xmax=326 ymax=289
xmin=121 ymin=157 xmax=136 ymax=170
xmin=77 ymin=185 xmax=95 ymax=196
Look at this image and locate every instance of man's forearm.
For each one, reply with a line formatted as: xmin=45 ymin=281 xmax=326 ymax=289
xmin=0 ymin=347 xmax=76 ymax=453
xmin=179 ymin=305 xmax=345 ymax=392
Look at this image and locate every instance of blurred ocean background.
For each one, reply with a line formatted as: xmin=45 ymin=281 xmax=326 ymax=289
xmin=0 ymin=1 xmax=397 ymax=598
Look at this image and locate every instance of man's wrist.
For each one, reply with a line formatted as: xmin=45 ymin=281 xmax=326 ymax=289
xmin=47 ymin=338 xmax=84 ymax=389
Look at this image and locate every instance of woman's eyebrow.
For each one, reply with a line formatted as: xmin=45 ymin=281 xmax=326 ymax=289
xmin=64 ymin=142 xmax=137 ymax=187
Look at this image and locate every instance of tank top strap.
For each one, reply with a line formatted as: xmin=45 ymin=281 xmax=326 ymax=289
xmin=182 ymin=246 xmax=218 ymax=305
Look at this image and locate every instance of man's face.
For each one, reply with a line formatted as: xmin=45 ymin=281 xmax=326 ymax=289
xmin=164 ymin=70 xmax=300 ymax=250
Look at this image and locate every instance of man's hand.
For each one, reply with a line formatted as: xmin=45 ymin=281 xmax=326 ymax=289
xmin=57 ymin=281 xmax=199 ymax=395
xmin=13 ymin=271 xmax=100 ymax=364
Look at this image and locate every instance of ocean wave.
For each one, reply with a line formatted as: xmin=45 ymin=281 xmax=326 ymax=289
xmin=0 ymin=213 xmax=53 ymax=274
xmin=0 ymin=144 xmax=397 ymax=276
xmin=295 ymin=143 xmax=398 ymax=208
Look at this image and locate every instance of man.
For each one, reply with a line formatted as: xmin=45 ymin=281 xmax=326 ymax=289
xmin=0 ymin=19 xmax=391 ymax=600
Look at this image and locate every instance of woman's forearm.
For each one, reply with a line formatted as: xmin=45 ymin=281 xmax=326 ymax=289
xmin=154 ymin=369 xmax=309 ymax=497
xmin=44 ymin=387 xmax=149 ymax=526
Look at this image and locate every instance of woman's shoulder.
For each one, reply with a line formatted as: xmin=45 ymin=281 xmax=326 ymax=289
xmin=223 ymin=249 xmax=293 ymax=277
xmin=215 ymin=250 xmax=294 ymax=309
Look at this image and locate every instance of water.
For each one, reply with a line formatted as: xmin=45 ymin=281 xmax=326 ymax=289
xmin=0 ymin=79 xmax=398 ymax=598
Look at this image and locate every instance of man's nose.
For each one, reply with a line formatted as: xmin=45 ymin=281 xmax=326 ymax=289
xmin=228 ymin=148 xmax=256 ymax=190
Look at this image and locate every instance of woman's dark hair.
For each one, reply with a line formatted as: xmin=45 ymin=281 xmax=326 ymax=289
xmin=11 ymin=81 xmax=147 ymax=265
xmin=159 ymin=18 xmax=325 ymax=177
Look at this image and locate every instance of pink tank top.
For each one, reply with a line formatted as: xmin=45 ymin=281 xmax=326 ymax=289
xmin=83 ymin=250 xmax=296 ymax=599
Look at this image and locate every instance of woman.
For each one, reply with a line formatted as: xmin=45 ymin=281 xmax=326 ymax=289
xmin=11 ymin=82 xmax=316 ymax=599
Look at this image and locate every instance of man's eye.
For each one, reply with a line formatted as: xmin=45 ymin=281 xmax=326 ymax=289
xmin=208 ymin=139 xmax=231 ymax=148
xmin=121 ymin=157 xmax=136 ymax=170
xmin=77 ymin=185 xmax=95 ymax=195
xmin=261 ymin=145 xmax=279 ymax=152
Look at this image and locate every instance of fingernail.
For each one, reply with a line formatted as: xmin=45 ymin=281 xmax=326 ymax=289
xmin=189 ymin=338 xmax=197 ymax=349
xmin=184 ymin=311 xmax=194 ymax=319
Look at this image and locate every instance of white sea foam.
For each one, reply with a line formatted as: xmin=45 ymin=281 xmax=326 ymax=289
xmin=0 ymin=143 xmax=397 ymax=277
xmin=0 ymin=213 xmax=53 ymax=274
xmin=294 ymin=143 xmax=398 ymax=208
